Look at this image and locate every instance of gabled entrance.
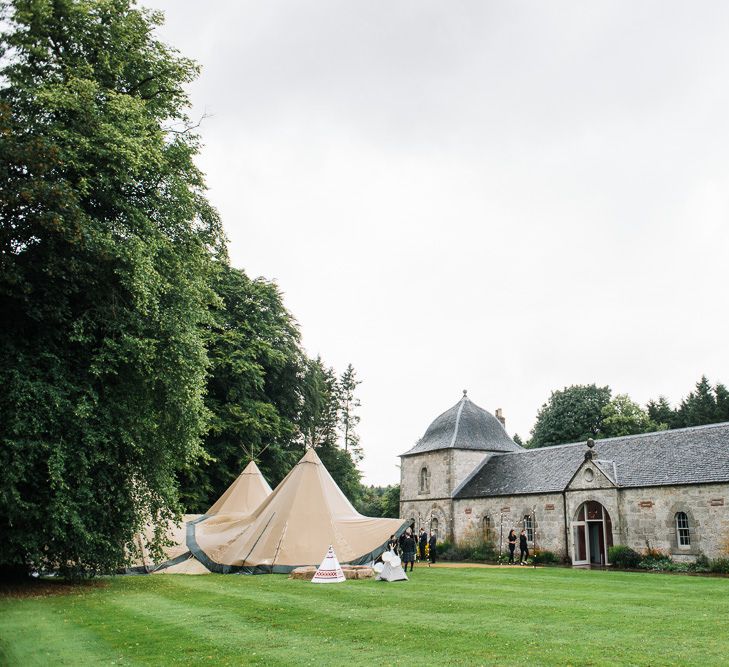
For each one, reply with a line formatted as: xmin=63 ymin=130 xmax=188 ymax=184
xmin=572 ymin=501 xmax=613 ymax=566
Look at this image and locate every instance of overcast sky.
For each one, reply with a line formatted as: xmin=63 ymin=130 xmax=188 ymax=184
xmin=144 ymin=1 xmax=729 ymax=485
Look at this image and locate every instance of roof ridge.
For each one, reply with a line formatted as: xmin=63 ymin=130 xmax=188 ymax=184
xmin=529 ymin=420 xmax=729 ymax=451
xmin=448 ymin=395 xmax=468 ymax=448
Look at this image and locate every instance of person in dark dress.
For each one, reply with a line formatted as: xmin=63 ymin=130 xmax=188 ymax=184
xmin=398 ymin=530 xmax=406 ymax=556
xmin=418 ymin=528 xmax=428 ymax=561
xmin=401 ymin=529 xmax=416 ymax=572
xmin=428 ymin=531 xmax=437 ymax=566
xmin=519 ymin=529 xmax=529 ymax=565
xmin=507 ymin=529 xmax=517 ymax=564
xmin=387 ymin=534 xmax=398 ymax=553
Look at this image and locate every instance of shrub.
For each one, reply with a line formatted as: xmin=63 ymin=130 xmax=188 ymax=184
xmin=691 ymin=553 xmax=711 ymax=573
xmin=608 ymin=545 xmax=641 ymax=569
xmin=437 ymin=540 xmax=498 ymax=563
xmin=532 ymin=550 xmax=559 ymax=565
xmin=709 ymin=558 xmax=729 ymax=574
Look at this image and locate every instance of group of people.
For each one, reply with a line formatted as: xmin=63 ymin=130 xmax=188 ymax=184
xmin=387 ymin=527 xmax=437 ymax=572
xmin=507 ymin=528 xmax=530 ymax=565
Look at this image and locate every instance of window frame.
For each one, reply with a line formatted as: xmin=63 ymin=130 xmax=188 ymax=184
xmin=419 ymin=466 xmax=430 ymax=494
xmin=675 ymin=511 xmax=691 ymax=548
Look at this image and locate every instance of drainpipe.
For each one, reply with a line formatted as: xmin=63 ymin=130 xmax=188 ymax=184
xmin=562 ymin=490 xmax=569 ymax=564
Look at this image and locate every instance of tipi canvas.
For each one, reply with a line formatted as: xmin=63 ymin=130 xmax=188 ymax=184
xmin=311 ymin=545 xmax=346 ymax=583
xmin=189 ymin=448 xmax=406 ymax=573
xmin=129 ymin=460 xmax=272 ymax=574
xmin=206 ymin=460 xmax=272 ymax=515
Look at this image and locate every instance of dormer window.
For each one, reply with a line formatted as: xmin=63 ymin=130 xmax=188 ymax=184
xmin=419 ymin=466 xmax=430 ymax=494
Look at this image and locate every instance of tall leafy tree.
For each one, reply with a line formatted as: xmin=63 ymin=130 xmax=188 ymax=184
xmin=529 ymin=385 xmax=612 ymax=447
xmin=177 ymin=265 xmax=304 ymax=511
xmin=600 ymin=394 xmax=665 ymax=438
xmin=0 ymin=0 xmax=224 ymax=576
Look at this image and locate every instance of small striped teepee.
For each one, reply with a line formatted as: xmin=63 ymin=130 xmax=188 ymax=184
xmin=311 ymin=545 xmax=346 ymax=583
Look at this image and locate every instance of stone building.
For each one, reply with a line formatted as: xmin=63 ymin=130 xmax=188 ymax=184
xmin=400 ymin=391 xmax=729 ymax=563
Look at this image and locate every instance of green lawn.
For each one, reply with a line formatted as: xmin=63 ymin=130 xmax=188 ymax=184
xmin=1 ymin=567 xmax=728 ymax=666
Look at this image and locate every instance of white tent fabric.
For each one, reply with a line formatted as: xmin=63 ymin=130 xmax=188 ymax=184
xmin=189 ymin=448 xmax=406 ymax=573
xmin=311 ymin=545 xmax=346 ymax=583
xmin=376 ymin=550 xmax=408 ymax=582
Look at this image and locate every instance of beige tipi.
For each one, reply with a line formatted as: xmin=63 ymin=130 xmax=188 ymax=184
xmin=131 ymin=459 xmax=272 ymax=573
xmin=189 ymin=448 xmax=406 ymax=574
xmin=206 ymin=460 xmax=273 ymax=515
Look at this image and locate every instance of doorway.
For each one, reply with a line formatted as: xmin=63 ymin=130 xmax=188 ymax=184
xmin=572 ymin=501 xmax=613 ymax=566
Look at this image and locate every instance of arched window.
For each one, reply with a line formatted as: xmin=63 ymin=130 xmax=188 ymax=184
xmin=430 ymin=517 xmax=439 ymax=534
xmin=419 ymin=466 xmax=430 ymax=494
xmin=675 ymin=512 xmax=691 ymax=547
xmin=483 ymin=515 xmax=493 ymax=542
xmin=523 ymin=515 xmax=533 ymax=542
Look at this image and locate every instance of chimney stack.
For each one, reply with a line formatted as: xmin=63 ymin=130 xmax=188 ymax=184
xmin=495 ymin=408 xmax=506 ymax=428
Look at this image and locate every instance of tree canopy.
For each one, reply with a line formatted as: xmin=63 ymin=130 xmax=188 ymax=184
xmin=0 ymin=0 xmax=224 ymax=576
xmin=529 ymin=385 xmax=612 ymax=447
xmin=0 ymin=0 xmax=367 ymax=577
xmin=529 ymin=376 xmax=729 ymax=448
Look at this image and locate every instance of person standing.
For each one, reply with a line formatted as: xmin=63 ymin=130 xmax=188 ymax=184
xmin=519 ymin=529 xmax=529 ymax=565
xmin=507 ymin=528 xmax=517 ymax=565
xmin=418 ymin=528 xmax=428 ymax=561
xmin=401 ymin=529 xmax=416 ymax=572
xmin=428 ymin=531 xmax=437 ymax=566
xmin=387 ymin=534 xmax=398 ymax=553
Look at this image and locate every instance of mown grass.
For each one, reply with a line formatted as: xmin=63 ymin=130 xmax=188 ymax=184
xmin=1 ymin=566 xmax=728 ymax=666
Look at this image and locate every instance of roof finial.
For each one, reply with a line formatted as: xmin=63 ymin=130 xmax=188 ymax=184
xmin=463 ymin=389 xmax=468 ymax=398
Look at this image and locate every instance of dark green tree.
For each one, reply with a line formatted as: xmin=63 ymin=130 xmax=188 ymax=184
xmin=715 ymin=383 xmax=729 ymax=422
xmin=299 ymin=357 xmax=362 ymax=503
xmin=675 ymin=376 xmax=720 ymax=428
xmin=529 ymin=385 xmax=612 ymax=447
xmin=338 ymin=363 xmax=362 ymax=461
xmin=177 ymin=265 xmax=305 ymax=511
xmin=0 ymin=0 xmax=224 ymax=576
xmin=380 ymin=484 xmax=400 ymax=519
xmin=512 ymin=433 xmax=524 ymax=446
xmin=646 ymin=396 xmax=677 ymax=428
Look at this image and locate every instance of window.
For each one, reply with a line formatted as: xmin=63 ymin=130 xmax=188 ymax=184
xmin=419 ymin=466 xmax=430 ymax=494
xmin=523 ymin=515 xmax=533 ymax=542
xmin=675 ymin=512 xmax=691 ymax=547
xmin=483 ymin=515 xmax=492 ymax=542
xmin=430 ymin=517 xmax=439 ymax=534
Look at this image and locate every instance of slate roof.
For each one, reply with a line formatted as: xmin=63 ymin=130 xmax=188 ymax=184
xmin=454 ymin=422 xmax=729 ymax=498
xmin=401 ymin=393 xmax=522 ymax=457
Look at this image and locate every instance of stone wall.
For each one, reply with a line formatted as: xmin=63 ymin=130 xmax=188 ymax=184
xmin=453 ymin=494 xmax=567 ymax=557
xmin=400 ymin=450 xmax=451 ymax=503
xmin=614 ymin=483 xmax=728 ymax=559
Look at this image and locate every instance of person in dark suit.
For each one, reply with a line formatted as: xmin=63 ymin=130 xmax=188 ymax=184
xmin=519 ymin=529 xmax=529 ymax=565
xmin=401 ymin=529 xmax=416 ymax=572
xmin=418 ymin=528 xmax=428 ymax=561
xmin=428 ymin=531 xmax=437 ymax=566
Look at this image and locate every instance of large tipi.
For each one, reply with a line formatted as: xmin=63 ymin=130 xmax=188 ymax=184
xmin=189 ymin=448 xmax=406 ymax=574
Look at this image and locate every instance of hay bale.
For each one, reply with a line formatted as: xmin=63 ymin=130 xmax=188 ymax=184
xmin=289 ymin=566 xmax=317 ymax=580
